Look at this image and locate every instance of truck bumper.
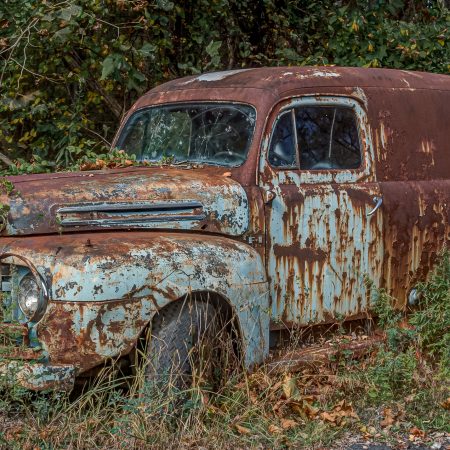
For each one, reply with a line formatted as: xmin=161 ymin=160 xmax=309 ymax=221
xmin=0 ymin=359 xmax=75 ymax=391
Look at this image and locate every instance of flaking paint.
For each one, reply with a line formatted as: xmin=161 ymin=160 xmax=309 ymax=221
xmin=0 ymin=66 xmax=449 ymax=389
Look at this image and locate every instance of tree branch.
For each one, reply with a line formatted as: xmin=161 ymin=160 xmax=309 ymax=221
xmin=0 ymin=144 xmax=15 ymax=167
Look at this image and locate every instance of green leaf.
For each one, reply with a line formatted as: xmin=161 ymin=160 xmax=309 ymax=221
xmin=53 ymin=27 xmax=72 ymax=43
xmin=139 ymin=42 xmax=157 ymax=56
xmin=156 ymin=0 xmax=174 ymax=11
xmin=59 ymin=5 xmax=82 ymax=21
xmin=101 ymin=54 xmax=121 ymax=79
xmin=205 ymin=40 xmax=222 ymax=58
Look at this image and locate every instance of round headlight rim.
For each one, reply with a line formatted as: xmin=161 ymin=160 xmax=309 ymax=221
xmin=0 ymin=253 xmax=49 ymax=322
xmin=18 ymin=274 xmax=43 ymax=321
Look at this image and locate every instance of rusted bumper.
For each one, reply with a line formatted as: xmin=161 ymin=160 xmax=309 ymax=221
xmin=0 ymin=359 xmax=75 ymax=391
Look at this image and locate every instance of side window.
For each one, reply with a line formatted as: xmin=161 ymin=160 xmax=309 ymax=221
xmin=268 ymin=110 xmax=297 ymax=168
xmin=295 ymin=106 xmax=362 ymax=170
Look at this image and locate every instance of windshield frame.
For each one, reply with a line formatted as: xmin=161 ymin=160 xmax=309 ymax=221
xmin=115 ymin=101 xmax=258 ymax=168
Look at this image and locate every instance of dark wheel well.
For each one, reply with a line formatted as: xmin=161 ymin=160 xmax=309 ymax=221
xmin=135 ymin=291 xmax=244 ymax=365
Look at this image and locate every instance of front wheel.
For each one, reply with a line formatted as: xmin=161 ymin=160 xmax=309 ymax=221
xmin=145 ymin=298 xmax=235 ymax=390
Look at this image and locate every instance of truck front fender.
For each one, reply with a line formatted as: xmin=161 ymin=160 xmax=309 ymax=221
xmin=1 ymin=232 xmax=269 ymax=373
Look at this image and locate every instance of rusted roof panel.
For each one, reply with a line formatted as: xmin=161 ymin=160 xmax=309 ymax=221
xmin=147 ymin=66 xmax=450 ymax=97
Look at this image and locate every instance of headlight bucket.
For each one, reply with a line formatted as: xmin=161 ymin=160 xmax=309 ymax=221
xmin=18 ymin=275 xmax=45 ymax=321
xmin=0 ymin=254 xmax=48 ymax=323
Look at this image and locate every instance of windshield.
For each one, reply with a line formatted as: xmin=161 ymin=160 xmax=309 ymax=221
xmin=117 ymin=103 xmax=256 ymax=166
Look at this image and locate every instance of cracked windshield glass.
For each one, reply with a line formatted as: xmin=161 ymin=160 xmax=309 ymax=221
xmin=117 ymin=103 xmax=256 ymax=166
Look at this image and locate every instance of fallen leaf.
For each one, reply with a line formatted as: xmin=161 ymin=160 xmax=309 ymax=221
xmin=320 ymin=411 xmax=336 ymax=423
xmin=282 ymin=374 xmax=300 ymax=399
xmin=268 ymin=424 xmax=283 ymax=434
xmin=410 ymin=426 xmax=426 ymax=438
xmin=235 ymin=424 xmax=251 ymax=435
xmin=290 ymin=399 xmax=319 ymax=420
xmin=249 ymin=390 xmax=259 ymax=405
xmin=320 ymin=400 xmax=359 ymax=426
xmin=5 ymin=424 xmax=22 ymax=440
xmin=281 ymin=418 xmax=297 ymax=430
xmin=398 ymin=318 xmax=415 ymax=330
xmin=440 ymin=397 xmax=450 ymax=410
xmin=380 ymin=408 xmax=395 ymax=428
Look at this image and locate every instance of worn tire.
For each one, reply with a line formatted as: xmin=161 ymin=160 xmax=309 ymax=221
xmin=145 ymin=299 xmax=219 ymax=388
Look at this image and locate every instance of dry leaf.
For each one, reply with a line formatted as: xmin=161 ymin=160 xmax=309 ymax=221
xmin=80 ymin=159 xmax=106 ymax=171
xmin=249 ymin=390 xmax=259 ymax=405
xmin=270 ymin=380 xmax=283 ymax=396
xmin=320 ymin=400 xmax=358 ymax=426
xmin=440 ymin=397 xmax=450 ymax=410
xmin=5 ymin=424 xmax=22 ymax=440
xmin=410 ymin=426 xmax=426 ymax=438
xmin=290 ymin=399 xmax=318 ymax=421
xmin=282 ymin=374 xmax=300 ymax=399
xmin=268 ymin=424 xmax=283 ymax=434
xmin=380 ymin=408 xmax=395 ymax=428
xmin=272 ymin=399 xmax=287 ymax=417
xmin=235 ymin=424 xmax=251 ymax=435
xmin=320 ymin=411 xmax=336 ymax=423
xmin=281 ymin=418 xmax=297 ymax=430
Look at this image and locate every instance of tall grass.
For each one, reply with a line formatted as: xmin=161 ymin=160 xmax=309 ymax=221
xmin=0 ymin=253 xmax=449 ymax=449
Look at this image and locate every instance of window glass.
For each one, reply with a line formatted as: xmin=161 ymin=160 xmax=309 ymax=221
xmin=268 ymin=110 xmax=297 ymax=168
xmin=295 ymin=106 xmax=362 ymax=170
xmin=117 ymin=103 xmax=256 ymax=167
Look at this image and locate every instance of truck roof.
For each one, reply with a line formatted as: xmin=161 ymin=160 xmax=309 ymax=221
xmin=150 ymin=66 xmax=450 ymax=95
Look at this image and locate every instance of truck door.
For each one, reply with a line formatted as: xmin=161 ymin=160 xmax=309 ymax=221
xmin=259 ymin=96 xmax=384 ymax=326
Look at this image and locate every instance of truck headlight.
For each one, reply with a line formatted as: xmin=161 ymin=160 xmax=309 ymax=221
xmin=18 ymin=275 xmax=45 ymax=321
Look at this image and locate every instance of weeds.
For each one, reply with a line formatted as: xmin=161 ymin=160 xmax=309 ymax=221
xmin=0 ymin=254 xmax=449 ymax=448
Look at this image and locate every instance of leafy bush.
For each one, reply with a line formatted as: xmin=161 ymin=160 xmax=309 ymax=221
xmin=411 ymin=251 xmax=450 ymax=377
xmin=366 ymin=347 xmax=418 ymax=402
xmin=0 ymin=0 xmax=448 ymax=169
xmin=367 ymin=252 xmax=450 ymax=405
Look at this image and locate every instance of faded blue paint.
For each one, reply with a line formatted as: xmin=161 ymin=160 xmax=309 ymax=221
xmin=0 ymin=359 xmax=75 ymax=391
xmin=1 ymin=232 xmax=270 ymax=370
xmin=0 ymin=169 xmax=250 ymax=237
xmin=259 ymin=96 xmax=384 ymax=324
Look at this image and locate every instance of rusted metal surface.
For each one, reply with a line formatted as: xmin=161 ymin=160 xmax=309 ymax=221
xmin=0 ymin=346 xmax=43 ymax=360
xmin=259 ymin=95 xmax=384 ymax=325
xmin=0 ymin=66 xmax=449 ymax=390
xmin=380 ymin=181 xmax=450 ymax=302
xmin=0 ymin=232 xmax=269 ymax=373
xmin=0 ymin=359 xmax=74 ymax=391
xmin=0 ymin=168 xmax=249 ymax=237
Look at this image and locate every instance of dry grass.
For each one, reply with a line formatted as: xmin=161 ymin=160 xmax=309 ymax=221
xmin=0 ymin=328 xmax=448 ymax=449
xmin=0 ymin=254 xmax=449 ymax=449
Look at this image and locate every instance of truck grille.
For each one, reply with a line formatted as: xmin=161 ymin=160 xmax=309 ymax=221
xmin=0 ymin=262 xmax=30 ymax=351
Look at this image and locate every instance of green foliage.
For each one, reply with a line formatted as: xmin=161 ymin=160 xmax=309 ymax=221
xmin=366 ymin=347 xmax=418 ymax=402
xmin=0 ymin=0 xmax=448 ymax=170
xmin=367 ymin=252 xmax=450 ymax=405
xmin=411 ymin=251 xmax=450 ymax=377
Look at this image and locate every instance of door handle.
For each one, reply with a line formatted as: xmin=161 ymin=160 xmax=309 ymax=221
xmin=367 ymin=196 xmax=383 ymax=216
xmin=263 ymin=189 xmax=276 ymax=204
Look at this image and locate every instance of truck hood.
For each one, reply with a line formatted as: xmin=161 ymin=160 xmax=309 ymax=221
xmin=0 ymin=167 xmax=249 ymax=236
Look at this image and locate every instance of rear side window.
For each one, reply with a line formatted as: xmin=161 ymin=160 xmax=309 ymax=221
xmin=268 ymin=104 xmax=362 ymax=170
